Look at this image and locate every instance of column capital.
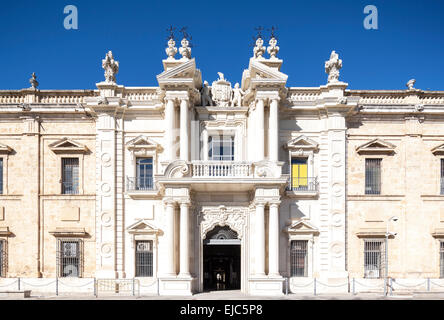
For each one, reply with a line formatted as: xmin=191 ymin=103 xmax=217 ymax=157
xmin=163 ymin=198 xmax=176 ymax=206
xmin=269 ymin=200 xmax=281 ymax=208
xmin=254 ymin=200 xmax=267 ymax=208
xmin=180 ymin=200 xmax=191 ymax=207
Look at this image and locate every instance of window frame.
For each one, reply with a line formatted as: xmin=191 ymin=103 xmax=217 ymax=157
xmin=363 ymin=239 xmax=384 ymax=279
xmin=135 ymin=240 xmax=154 ymax=277
xmin=208 ymin=135 xmax=235 ymax=161
xmin=440 ymin=241 xmax=444 ymax=279
xmin=440 ymin=159 xmax=444 ymax=195
xmin=0 ymin=157 xmax=3 ymax=195
xmin=135 ymin=157 xmax=154 ymax=191
xmin=290 ymin=240 xmax=308 ymax=277
xmin=0 ymin=239 xmax=6 ymax=278
xmin=56 ymin=238 xmax=83 ymax=278
xmin=61 ymin=157 xmax=80 ymax=195
xmin=365 ymin=158 xmax=382 ymax=195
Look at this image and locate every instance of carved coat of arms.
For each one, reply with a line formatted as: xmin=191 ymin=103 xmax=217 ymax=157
xmin=211 ymin=72 xmax=232 ymax=107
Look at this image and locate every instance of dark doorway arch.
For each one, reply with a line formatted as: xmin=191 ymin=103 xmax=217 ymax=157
xmin=203 ymin=226 xmax=241 ymax=291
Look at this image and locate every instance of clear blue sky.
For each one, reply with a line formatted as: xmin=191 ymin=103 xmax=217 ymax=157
xmin=0 ymin=0 xmax=443 ymax=90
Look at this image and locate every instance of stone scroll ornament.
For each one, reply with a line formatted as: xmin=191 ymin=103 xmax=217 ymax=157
xmin=325 ymin=50 xmax=342 ymax=83
xmin=102 ymin=51 xmax=119 ymax=83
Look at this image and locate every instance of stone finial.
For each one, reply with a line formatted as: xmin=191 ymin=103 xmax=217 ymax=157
xmin=29 ymin=72 xmax=39 ymax=89
xmin=267 ymin=37 xmax=279 ymax=59
xmin=406 ymin=79 xmax=416 ymax=90
xmin=165 ymin=38 xmax=178 ymax=60
xmin=179 ymin=38 xmax=192 ymax=60
xmin=102 ymin=51 xmax=119 ymax=84
xmin=325 ymin=50 xmax=343 ymax=83
xmin=253 ymin=37 xmax=266 ymax=59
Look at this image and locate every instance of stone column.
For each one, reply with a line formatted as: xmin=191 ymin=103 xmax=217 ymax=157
xmin=268 ymin=202 xmax=280 ymax=276
xmin=180 ymin=98 xmax=189 ymax=161
xmin=255 ymin=202 xmax=266 ymax=276
xmin=268 ymin=98 xmax=279 ymax=162
xmin=179 ymin=202 xmax=190 ymax=277
xmin=165 ymin=98 xmax=176 ymax=161
xmin=202 ymin=129 xmax=209 ymax=161
xmin=164 ymin=200 xmax=176 ymax=276
xmin=256 ymin=99 xmax=265 ymax=161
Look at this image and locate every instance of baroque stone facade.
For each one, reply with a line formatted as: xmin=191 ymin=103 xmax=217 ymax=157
xmin=0 ymin=37 xmax=444 ymax=295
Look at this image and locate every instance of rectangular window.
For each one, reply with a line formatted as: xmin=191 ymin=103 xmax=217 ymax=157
xmin=365 ymin=159 xmax=381 ymax=195
xmin=208 ymin=136 xmax=234 ymax=161
xmin=364 ymin=240 xmax=383 ymax=278
xmin=57 ymin=239 xmax=82 ymax=277
xmin=291 ymin=158 xmax=308 ymax=190
xmin=440 ymin=241 xmax=444 ymax=278
xmin=290 ymin=240 xmax=308 ymax=277
xmin=62 ymin=158 xmax=79 ymax=194
xmin=0 ymin=240 xmax=5 ymax=277
xmin=441 ymin=159 xmax=444 ymax=195
xmin=0 ymin=158 xmax=3 ymax=194
xmin=136 ymin=158 xmax=153 ymax=190
xmin=135 ymin=240 xmax=153 ymax=277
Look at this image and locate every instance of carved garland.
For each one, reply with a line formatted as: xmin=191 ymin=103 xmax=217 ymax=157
xmin=198 ymin=205 xmax=248 ymax=240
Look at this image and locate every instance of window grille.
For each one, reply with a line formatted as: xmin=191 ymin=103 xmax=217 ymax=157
xmin=0 ymin=240 xmax=6 ymax=277
xmin=57 ymin=239 xmax=83 ymax=277
xmin=208 ymin=136 xmax=234 ymax=161
xmin=62 ymin=158 xmax=79 ymax=194
xmin=136 ymin=158 xmax=153 ymax=190
xmin=135 ymin=240 xmax=153 ymax=277
xmin=440 ymin=159 xmax=444 ymax=195
xmin=365 ymin=159 xmax=381 ymax=195
xmin=364 ymin=240 xmax=384 ymax=278
xmin=0 ymin=158 xmax=3 ymax=194
xmin=290 ymin=240 xmax=308 ymax=277
xmin=440 ymin=241 xmax=444 ymax=278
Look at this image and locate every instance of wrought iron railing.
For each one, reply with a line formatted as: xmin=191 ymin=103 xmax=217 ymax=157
xmin=287 ymin=177 xmax=318 ymax=192
xmin=126 ymin=176 xmax=155 ymax=191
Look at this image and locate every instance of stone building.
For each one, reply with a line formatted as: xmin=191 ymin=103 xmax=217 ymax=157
xmin=0 ymin=36 xmax=443 ymax=295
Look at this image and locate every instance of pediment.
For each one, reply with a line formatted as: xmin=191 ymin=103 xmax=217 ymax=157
xmin=49 ymin=138 xmax=88 ymax=153
xmin=286 ymin=219 xmax=319 ymax=235
xmin=126 ymin=135 xmax=160 ymax=151
xmin=157 ymin=59 xmax=196 ymax=81
xmin=286 ymin=135 xmax=319 ymax=151
xmin=356 ymin=139 xmax=396 ymax=155
xmin=249 ymin=59 xmax=288 ymax=84
xmin=431 ymin=143 xmax=444 ymax=155
xmin=0 ymin=142 xmax=13 ymax=154
xmin=127 ymin=219 xmax=160 ymax=234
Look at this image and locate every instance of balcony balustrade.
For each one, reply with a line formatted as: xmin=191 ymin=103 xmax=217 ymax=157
xmin=191 ymin=161 xmax=253 ymax=178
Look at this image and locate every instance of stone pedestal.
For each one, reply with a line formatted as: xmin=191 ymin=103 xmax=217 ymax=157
xmin=158 ymin=276 xmax=194 ymax=296
xmin=248 ymin=277 xmax=284 ymax=296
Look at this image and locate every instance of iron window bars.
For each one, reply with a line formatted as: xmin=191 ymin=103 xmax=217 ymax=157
xmin=0 ymin=158 xmax=3 ymax=194
xmin=135 ymin=240 xmax=153 ymax=277
xmin=56 ymin=239 xmax=83 ymax=277
xmin=61 ymin=158 xmax=79 ymax=194
xmin=440 ymin=241 xmax=444 ymax=278
xmin=441 ymin=159 xmax=444 ymax=195
xmin=364 ymin=240 xmax=384 ymax=278
xmin=0 ymin=240 xmax=6 ymax=277
xmin=365 ymin=158 xmax=381 ymax=195
xmin=290 ymin=240 xmax=308 ymax=277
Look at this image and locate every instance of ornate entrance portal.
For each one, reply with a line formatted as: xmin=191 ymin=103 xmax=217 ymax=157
xmin=203 ymin=226 xmax=241 ymax=291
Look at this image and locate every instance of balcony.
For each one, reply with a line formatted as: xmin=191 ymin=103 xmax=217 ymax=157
xmin=286 ymin=177 xmax=319 ymax=198
xmin=191 ymin=161 xmax=253 ymax=178
xmin=156 ymin=160 xmax=289 ymax=192
xmin=126 ymin=176 xmax=158 ymax=199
